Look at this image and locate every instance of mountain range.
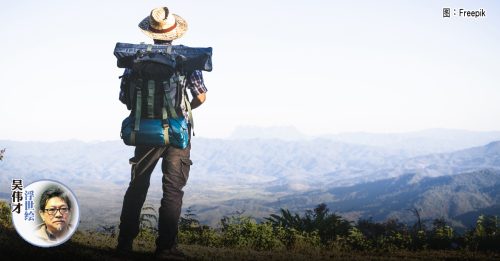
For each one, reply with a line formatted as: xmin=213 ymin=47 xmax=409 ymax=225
xmin=0 ymin=128 xmax=499 ymax=230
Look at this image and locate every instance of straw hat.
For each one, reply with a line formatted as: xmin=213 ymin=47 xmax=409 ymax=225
xmin=138 ymin=7 xmax=188 ymax=41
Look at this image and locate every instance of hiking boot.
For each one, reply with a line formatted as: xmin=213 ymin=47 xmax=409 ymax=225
xmin=154 ymin=246 xmax=186 ymax=261
xmin=115 ymin=238 xmax=133 ymax=256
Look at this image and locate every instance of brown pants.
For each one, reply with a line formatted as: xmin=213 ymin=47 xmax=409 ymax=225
xmin=118 ymin=144 xmax=192 ymax=251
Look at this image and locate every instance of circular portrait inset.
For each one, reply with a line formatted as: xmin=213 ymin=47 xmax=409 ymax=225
xmin=11 ymin=180 xmax=80 ymax=247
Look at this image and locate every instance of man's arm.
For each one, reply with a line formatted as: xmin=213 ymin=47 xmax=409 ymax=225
xmin=187 ymin=70 xmax=207 ymax=110
xmin=190 ymin=93 xmax=206 ymax=110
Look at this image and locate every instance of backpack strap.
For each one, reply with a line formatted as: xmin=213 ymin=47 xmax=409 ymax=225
xmin=180 ymin=73 xmax=195 ymax=136
xmin=134 ymin=80 xmax=143 ymax=131
xmin=161 ymin=91 xmax=170 ymax=145
xmin=131 ymin=79 xmax=143 ymax=145
xmin=147 ymin=80 xmax=155 ymax=118
xmin=164 ymin=77 xmax=179 ymax=118
xmin=172 ymin=72 xmax=194 ymax=135
xmin=183 ymin=88 xmax=194 ymax=135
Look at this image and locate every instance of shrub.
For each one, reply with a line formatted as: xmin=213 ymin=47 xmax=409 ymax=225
xmin=267 ymin=203 xmax=352 ymax=245
xmin=179 ymin=225 xmax=222 ymax=247
xmin=465 ymin=215 xmax=500 ymax=251
xmin=221 ymin=216 xmax=284 ymax=251
xmin=429 ymin=218 xmax=455 ymax=250
xmin=345 ymin=227 xmax=372 ymax=251
xmin=0 ymin=200 xmax=12 ymax=229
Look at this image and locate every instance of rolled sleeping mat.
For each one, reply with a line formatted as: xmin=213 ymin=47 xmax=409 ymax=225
xmin=114 ymin=42 xmax=212 ymax=72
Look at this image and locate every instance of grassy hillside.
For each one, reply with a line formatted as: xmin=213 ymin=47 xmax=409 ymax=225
xmin=1 ymin=226 xmax=498 ymax=260
xmin=1 ymin=201 xmax=499 ymax=260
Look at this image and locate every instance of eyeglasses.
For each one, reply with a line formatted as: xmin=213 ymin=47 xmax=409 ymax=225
xmin=44 ymin=207 xmax=70 ymax=216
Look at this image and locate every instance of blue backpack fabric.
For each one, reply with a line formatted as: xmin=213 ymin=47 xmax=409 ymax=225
xmin=121 ymin=116 xmax=189 ymax=149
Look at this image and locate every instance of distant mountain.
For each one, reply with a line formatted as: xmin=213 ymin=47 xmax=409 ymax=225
xmin=190 ymin=138 xmax=408 ymax=192
xmin=229 ymin=126 xmax=307 ymax=141
xmin=0 ymin=135 xmax=499 ymax=229
xmin=386 ymin=141 xmax=500 ymax=182
xmin=266 ymin=169 xmax=500 ymax=229
xmin=189 ymin=169 xmax=499 ymax=229
xmin=186 ymin=142 xmax=500 ymax=227
xmin=0 ymin=140 xmax=134 ymax=186
xmin=229 ymin=127 xmax=500 ymax=156
xmin=323 ymin=129 xmax=500 ymax=156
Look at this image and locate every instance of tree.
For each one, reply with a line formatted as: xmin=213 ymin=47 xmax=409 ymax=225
xmin=357 ymin=217 xmax=386 ymax=240
xmin=267 ymin=204 xmax=351 ymax=244
xmin=429 ymin=217 xmax=454 ymax=249
xmin=475 ymin=215 xmax=498 ymax=237
xmin=304 ymin=203 xmax=351 ymax=243
xmin=266 ymin=208 xmax=303 ymax=231
xmin=179 ymin=206 xmax=200 ymax=231
xmin=409 ymin=208 xmax=423 ymax=232
xmin=0 ymin=201 xmax=12 ymax=229
xmin=469 ymin=215 xmax=500 ymax=251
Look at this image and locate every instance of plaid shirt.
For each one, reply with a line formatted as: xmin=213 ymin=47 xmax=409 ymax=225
xmin=186 ymin=70 xmax=208 ymax=97
xmin=119 ymin=69 xmax=207 ymax=105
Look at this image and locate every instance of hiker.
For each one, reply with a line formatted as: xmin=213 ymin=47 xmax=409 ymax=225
xmin=35 ymin=187 xmax=73 ymax=243
xmin=116 ymin=7 xmax=208 ymax=260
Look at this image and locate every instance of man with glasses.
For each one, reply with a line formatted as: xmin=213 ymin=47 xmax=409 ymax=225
xmin=35 ymin=186 xmax=72 ymax=243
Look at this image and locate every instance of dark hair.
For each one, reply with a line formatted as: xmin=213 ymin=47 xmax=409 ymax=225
xmin=153 ymin=39 xmax=173 ymax=45
xmin=39 ymin=186 xmax=72 ymax=211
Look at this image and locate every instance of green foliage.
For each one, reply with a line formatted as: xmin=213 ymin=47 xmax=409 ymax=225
xmin=178 ymin=207 xmax=221 ymax=247
xmin=175 ymin=205 xmax=500 ymax=253
xmin=304 ymin=203 xmax=352 ymax=244
xmin=377 ymin=230 xmax=412 ymax=251
xmin=0 ymin=200 xmax=12 ymax=229
xmin=177 ymin=208 xmax=323 ymax=252
xmin=412 ymin=229 xmax=428 ymax=250
xmin=357 ymin=217 xmax=386 ymax=240
xmin=99 ymin=225 xmax=117 ymax=238
xmin=139 ymin=204 xmax=158 ymax=236
xmin=277 ymin=227 xmax=321 ymax=253
xmin=266 ymin=208 xmax=303 ymax=230
xmin=136 ymin=225 xmax=157 ymax=244
xmin=179 ymin=225 xmax=222 ymax=247
xmin=2 ymin=200 xmax=500 ymax=259
xmin=474 ymin=214 xmax=498 ymax=237
xmin=108 ymin=204 xmax=500 ymax=254
xmin=344 ymin=227 xmax=372 ymax=251
xmin=220 ymin=216 xmax=284 ymax=251
xmin=267 ymin=203 xmax=351 ymax=245
xmin=352 ymin=218 xmax=414 ymax=251
xmin=428 ymin=217 xmax=454 ymax=249
xmin=179 ymin=206 xmax=200 ymax=231
xmin=465 ymin=214 xmax=500 ymax=251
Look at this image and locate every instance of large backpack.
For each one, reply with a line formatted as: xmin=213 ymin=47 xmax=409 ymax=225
xmin=114 ymin=43 xmax=212 ymax=148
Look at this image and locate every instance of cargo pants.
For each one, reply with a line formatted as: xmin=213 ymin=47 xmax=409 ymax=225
xmin=118 ymin=143 xmax=192 ymax=251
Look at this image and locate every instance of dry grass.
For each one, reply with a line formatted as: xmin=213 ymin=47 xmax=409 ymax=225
xmin=1 ymin=226 xmax=499 ymax=261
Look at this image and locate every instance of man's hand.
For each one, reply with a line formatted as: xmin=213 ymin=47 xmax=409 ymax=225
xmin=190 ymin=93 xmax=206 ymax=110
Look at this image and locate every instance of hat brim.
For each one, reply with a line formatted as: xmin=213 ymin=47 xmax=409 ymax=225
xmin=138 ymin=14 xmax=188 ymax=41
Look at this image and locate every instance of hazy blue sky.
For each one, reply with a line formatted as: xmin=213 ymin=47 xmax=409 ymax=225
xmin=0 ymin=0 xmax=499 ymax=141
